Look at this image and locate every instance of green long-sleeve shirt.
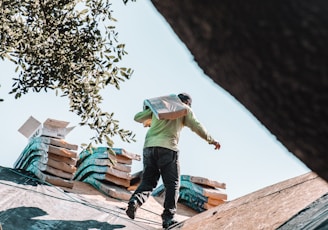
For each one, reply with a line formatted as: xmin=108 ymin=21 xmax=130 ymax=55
xmin=134 ymin=107 xmax=215 ymax=151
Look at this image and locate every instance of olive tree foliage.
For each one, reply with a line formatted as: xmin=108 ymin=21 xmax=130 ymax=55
xmin=0 ymin=0 xmax=136 ymax=151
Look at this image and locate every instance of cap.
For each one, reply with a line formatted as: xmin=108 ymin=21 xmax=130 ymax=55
xmin=178 ymin=93 xmax=192 ymax=107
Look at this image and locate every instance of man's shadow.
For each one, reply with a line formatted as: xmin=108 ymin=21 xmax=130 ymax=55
xmin=0 ymin=207 xmax=125 ymax=230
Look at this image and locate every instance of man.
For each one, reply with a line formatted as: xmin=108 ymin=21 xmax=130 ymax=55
xmin=126 ymin=93 xmax=220 ymax=229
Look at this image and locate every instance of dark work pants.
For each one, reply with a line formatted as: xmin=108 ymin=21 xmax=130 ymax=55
xmin=129 ymin=147 xmax=180 ymax=220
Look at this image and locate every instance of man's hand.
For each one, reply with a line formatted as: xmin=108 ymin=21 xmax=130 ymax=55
xmin=212 ymin=140 xmax=221 ymax=150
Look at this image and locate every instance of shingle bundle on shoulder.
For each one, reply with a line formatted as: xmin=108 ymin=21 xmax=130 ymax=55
xmin=153 ymin=175 xmax=227 ymax=212
xmin=14 ymin=117 xmax=78 ymax=188
xmin=73 ymin=147 xmax=142 ymax=201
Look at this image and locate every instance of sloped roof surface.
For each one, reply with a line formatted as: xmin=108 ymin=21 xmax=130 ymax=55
xmin=277 ymin=193 xmax=328 ymax=230
xmin=0 ymin=166 xmax=155 ymax=229
xmin=0 ymin=166 xmax=195 ymax=230
xmin=1 ymin=166 xmax=328 ymax=230
xmin=175 ymin=172 xmax=328 ymax=230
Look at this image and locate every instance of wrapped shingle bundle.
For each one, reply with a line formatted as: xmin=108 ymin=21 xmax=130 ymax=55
xmin=153 ymin=175 xmax=227 ymax=212
xmin=74 ymin=147 xmax=142 ymax=201
xmin=14 ymin=136 xmax=78 ymax=188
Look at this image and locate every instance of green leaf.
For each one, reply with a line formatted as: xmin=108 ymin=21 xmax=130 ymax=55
xmin=1 ymin=0 xmax=136 ymax=151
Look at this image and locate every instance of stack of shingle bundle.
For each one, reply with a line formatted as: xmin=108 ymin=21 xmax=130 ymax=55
xmin=152 ymin=175 xmax=227 ymax=212
xmin=14 ymin=117 xmax=78 ymax=188
xmin=74 ymin=147 xmax=142 ymax=201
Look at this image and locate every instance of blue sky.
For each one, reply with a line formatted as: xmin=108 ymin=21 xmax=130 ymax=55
xmin=0 ymin=1 xmax=310 ymax=200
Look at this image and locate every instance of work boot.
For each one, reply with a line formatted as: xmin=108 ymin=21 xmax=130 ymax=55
xmin=126 ymin=200 xmax=138 ymax=219
xmin=162 ymin=218 xmax=179 ymax=229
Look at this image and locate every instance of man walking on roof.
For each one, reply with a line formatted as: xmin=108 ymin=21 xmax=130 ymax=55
xmin=126 ymin=93 xmax=221 ymax=229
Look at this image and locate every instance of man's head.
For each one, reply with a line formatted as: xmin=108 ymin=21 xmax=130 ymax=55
xmin=178 ymin=93 xmax=192 ymax=107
